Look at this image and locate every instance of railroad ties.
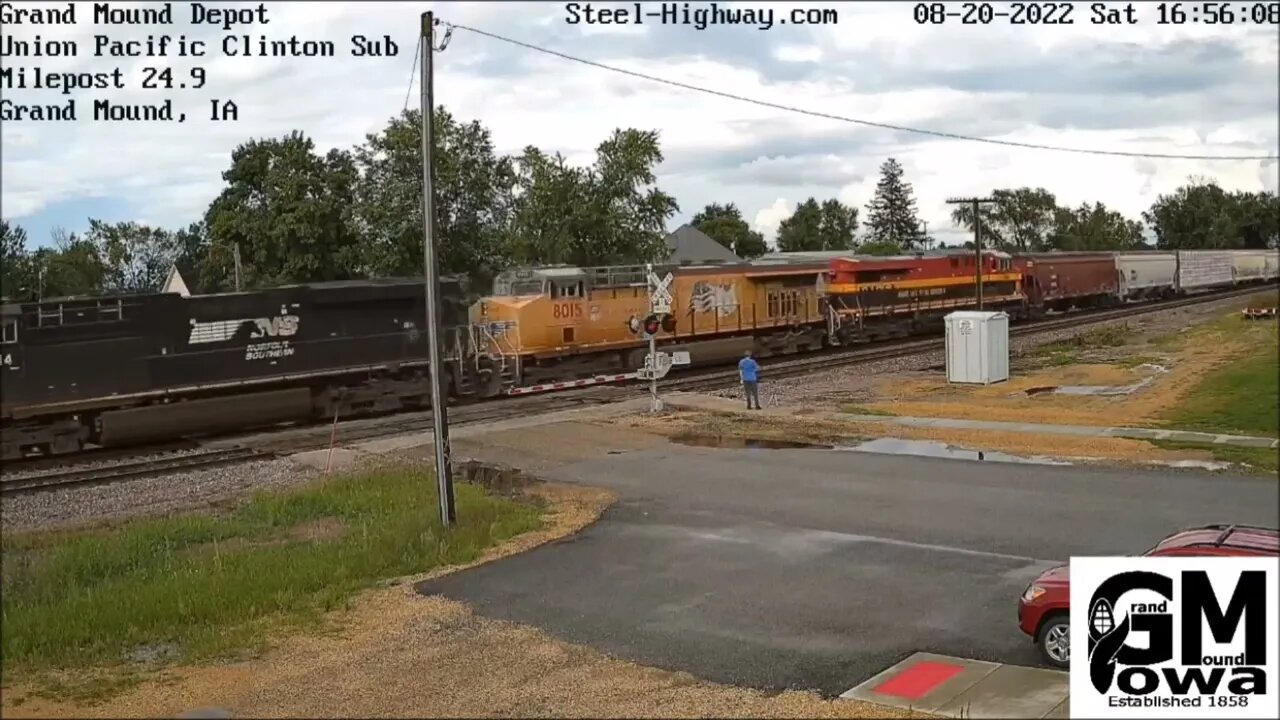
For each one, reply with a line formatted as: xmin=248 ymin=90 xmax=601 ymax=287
xmin=0 ymin=447 xmax=273 ymax=497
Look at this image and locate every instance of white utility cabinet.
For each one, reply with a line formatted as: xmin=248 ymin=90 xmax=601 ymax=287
xmin=944 ymin=311 xmax=1009 ymax=385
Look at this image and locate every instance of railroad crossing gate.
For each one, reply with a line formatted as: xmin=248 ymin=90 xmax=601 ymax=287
xmin=647 ymin=268 xmax=673 ymax=315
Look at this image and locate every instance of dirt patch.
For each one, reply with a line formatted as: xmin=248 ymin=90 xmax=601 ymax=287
xmin=621 ymin=407 xmax=1227 ymax=469
xmin=0 ymin=481 xmax=918 ymax=720
xmin=434 ymin=420 xmax=669 ymax=474
xmin=854 ymin=306 xmax=1263 ymax=429
xmin=835 ymin=421 xmax=1216 ymax=466
xmin=287 ymin=517 xmax=346 ymax=542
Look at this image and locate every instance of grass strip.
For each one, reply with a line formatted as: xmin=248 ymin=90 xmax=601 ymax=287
xmin=1161 ymin=321 xmax=1279 ymax=438
xmin=2 ymin=467 xmax=543 ymax=676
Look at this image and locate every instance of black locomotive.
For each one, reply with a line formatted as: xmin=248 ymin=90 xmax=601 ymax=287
xmin=1 ymin=278 xmax=512 ymax=460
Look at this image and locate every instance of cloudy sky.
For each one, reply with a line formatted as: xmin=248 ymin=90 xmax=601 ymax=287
xmin=3 ymin=0 xmax=1277 ymax=249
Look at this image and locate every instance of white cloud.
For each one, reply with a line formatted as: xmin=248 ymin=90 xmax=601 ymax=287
xmin=753 ymin=198 xmax=793 ymax=246
xmin=2 ymin=0 xmax=1275 ymax=248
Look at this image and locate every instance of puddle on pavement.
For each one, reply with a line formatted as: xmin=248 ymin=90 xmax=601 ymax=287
xmin=669 ymin=434 xmax=831 ymax=450
xmin=1149 ymin=459 xmax=1233 ymax=471
xmin=841 ymin=437 xmax=1072 ymax=465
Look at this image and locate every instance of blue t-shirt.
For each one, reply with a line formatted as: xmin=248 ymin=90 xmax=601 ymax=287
xmin=739 ymin=357 xmax=759 ymax=382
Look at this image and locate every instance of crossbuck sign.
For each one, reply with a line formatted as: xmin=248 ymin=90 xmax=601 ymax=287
xmin=647 ymin=266 xmax=673 ymax=315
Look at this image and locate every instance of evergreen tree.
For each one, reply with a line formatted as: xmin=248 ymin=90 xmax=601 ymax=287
xmin=864 ymin=158 xmax=926 ymax=249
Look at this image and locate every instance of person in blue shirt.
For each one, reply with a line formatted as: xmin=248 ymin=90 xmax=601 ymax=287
xmin=738 ymin=350 xmax=761 ymax=409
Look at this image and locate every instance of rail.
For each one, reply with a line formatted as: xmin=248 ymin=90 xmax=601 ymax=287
xmin=0 ymin=447 xmax=271 ymax=496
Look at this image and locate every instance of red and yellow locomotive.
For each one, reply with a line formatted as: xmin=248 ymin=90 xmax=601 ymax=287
xmin=823 ymin=250 xmax=1023 ymax=343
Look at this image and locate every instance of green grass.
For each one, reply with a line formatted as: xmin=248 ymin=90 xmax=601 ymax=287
xmin=1 ymin=468 xmax=543 ymax=680
xmin=1161 ymin=325 xmax=1279 ymax=438
xmin=1028 ymin=324 xmax=1131 ymax=367
xmin=1150 ymin=441 xmax=1279 ymax=476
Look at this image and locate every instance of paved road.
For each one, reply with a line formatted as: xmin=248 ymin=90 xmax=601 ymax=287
xmin=417 ymin=446 xmax=1279 ymax=696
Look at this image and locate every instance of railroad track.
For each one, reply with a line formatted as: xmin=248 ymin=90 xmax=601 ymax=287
xmin=244 ymin=391 xmax=623 ymax=455
xmin=0 ymin=447 xmax=272 ymax=497
xmin=666 ymin=285 xmax=1273 ymax=391
xmin=6 ymin=284 xmax=1269 ymax=480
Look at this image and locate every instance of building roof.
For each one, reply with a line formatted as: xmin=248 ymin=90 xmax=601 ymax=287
xmin=664 ymin=224 xmax=741 ymax=265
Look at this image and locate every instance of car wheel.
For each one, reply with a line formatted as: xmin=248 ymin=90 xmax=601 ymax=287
xmin=1037 ymin=615 xmax=1070 ymax=668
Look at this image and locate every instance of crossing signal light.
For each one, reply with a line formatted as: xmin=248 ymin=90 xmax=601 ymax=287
xmin=661 ymin=314 xmax=676 ymax=333
xmin=643 ymin=314 xmax=661 ymax=336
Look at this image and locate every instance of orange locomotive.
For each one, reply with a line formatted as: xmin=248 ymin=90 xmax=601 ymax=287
xmin=468 ymin=249 xmax=1025 ymax=388
xmin=469 ymin=260 xmax=832 ymax=384
xmin=822 ymin=249 xmax=1024 ymax=344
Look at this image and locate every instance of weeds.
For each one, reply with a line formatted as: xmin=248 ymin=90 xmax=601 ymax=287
xmin=1 ymin=468 xmax=543 ymax=678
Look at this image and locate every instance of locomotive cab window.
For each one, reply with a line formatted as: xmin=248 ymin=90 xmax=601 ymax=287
xmin=1 ymin=319 xmax=16 ymax=344
xmin=552 ymin=281 xmax=584 ymax=299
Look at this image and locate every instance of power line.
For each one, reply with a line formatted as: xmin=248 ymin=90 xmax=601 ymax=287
xmin=401 ymin=34 xmax=422 ymax=112
xmin=445 ymin=22 xmax=1278 ymax=162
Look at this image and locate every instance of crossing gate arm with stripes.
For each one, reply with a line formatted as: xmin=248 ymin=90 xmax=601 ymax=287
xmin=504 ymin=373 xmax=639 ymax=396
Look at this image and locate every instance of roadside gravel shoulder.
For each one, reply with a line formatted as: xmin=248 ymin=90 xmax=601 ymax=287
xmin=1 ymin=480 xmax=924 ymax=720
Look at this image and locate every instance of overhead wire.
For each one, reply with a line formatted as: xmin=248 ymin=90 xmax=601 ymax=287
xmin=403 ymin=33 xmax=421 ymax=112
xmin=444 ymin=21 xmax=1279 ymax=162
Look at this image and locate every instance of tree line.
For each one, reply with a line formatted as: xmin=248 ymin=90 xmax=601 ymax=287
xmin=2 ymin=107 xmax=1277 ymax=302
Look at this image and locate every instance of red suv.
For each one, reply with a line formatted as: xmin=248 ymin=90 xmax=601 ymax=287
xmin=1017 ymin=524 xmax=1280 ymax=668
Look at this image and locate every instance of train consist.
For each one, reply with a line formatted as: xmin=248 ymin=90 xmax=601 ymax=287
xmin=3 ymin=248 xmax=1276 ymax=459
xmin=475 ymin=248 xmax=1279 ymax=374
xmin=1 ymin=278 xmax=513 ymax=460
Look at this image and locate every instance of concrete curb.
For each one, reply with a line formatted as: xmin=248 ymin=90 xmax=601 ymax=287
xmin=840 ymin=652 xmax=1068 ymax=719
xmin=840 ymin=414 xmax=1280 ymax=450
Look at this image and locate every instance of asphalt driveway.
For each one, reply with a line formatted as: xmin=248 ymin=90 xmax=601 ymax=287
xmin=417 ymin=446 xmax=1279 ymax=696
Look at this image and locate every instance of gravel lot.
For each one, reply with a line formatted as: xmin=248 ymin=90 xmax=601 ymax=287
xmin=712 ymin=293 xmax=1269 ymax=409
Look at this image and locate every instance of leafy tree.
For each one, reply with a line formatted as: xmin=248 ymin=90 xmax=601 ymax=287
xmin=858 ymin=240 xmax=903 ymax=256
xmin=1 ymin=220 xmax=33 ymax=300
xmin=818 ymin=199 xmax=858 ymax=251
xmin=507 ymin=129 xmax=678 ymax=267
xmin=1049 ymin=202 xmax=1146 ymax=251
xmin=951 ymin=188 xmax=1058 ymax=252
xmin=776 ymin=198 xmax=858 ymax=252
xmin=203 ymin=131 xmax=362 ymax=291
xmin=1230 ymin=190 xmax=1280 ymax=249
xmin=171 ymin=222 xmax=210 ymax=292
xmin=691 ymin=202 xmax=767 ymax=258
xmin=353 ymin=108 xmax=516 ymax=283
xmin=83 ymin=220 xmax=178 ymax=294
xmin=1143 ymin=179 xmax=1237 ymax=249
xmin=1145 ymin=179 xmax=1280 ymax=249
xmin=864 ymin=158 xmax=926 ymax=249
xmin=34 ymin=227 xmax=106 ymax=299
xmin=504 ymin=147 xmax=593 ymax=266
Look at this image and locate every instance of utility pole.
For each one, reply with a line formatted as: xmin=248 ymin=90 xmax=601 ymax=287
xmin=946 ymin=197 xmax=996 ymax=309
xmin=420 ymin=11 xmax=455 ymax=526
xmin=232 ymin=243 xmax=243 ymax=291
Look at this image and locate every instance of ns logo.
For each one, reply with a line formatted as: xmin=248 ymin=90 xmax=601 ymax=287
xmin=250 ymin=315 xmax=299 ymax=339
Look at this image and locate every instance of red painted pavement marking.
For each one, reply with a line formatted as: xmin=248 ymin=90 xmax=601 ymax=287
xmin=872 ymin=660 xmax=965 ymax=700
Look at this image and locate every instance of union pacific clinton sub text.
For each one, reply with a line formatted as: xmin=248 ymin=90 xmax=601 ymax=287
xmin=564 ymin=2 xmax=840 ymax=31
